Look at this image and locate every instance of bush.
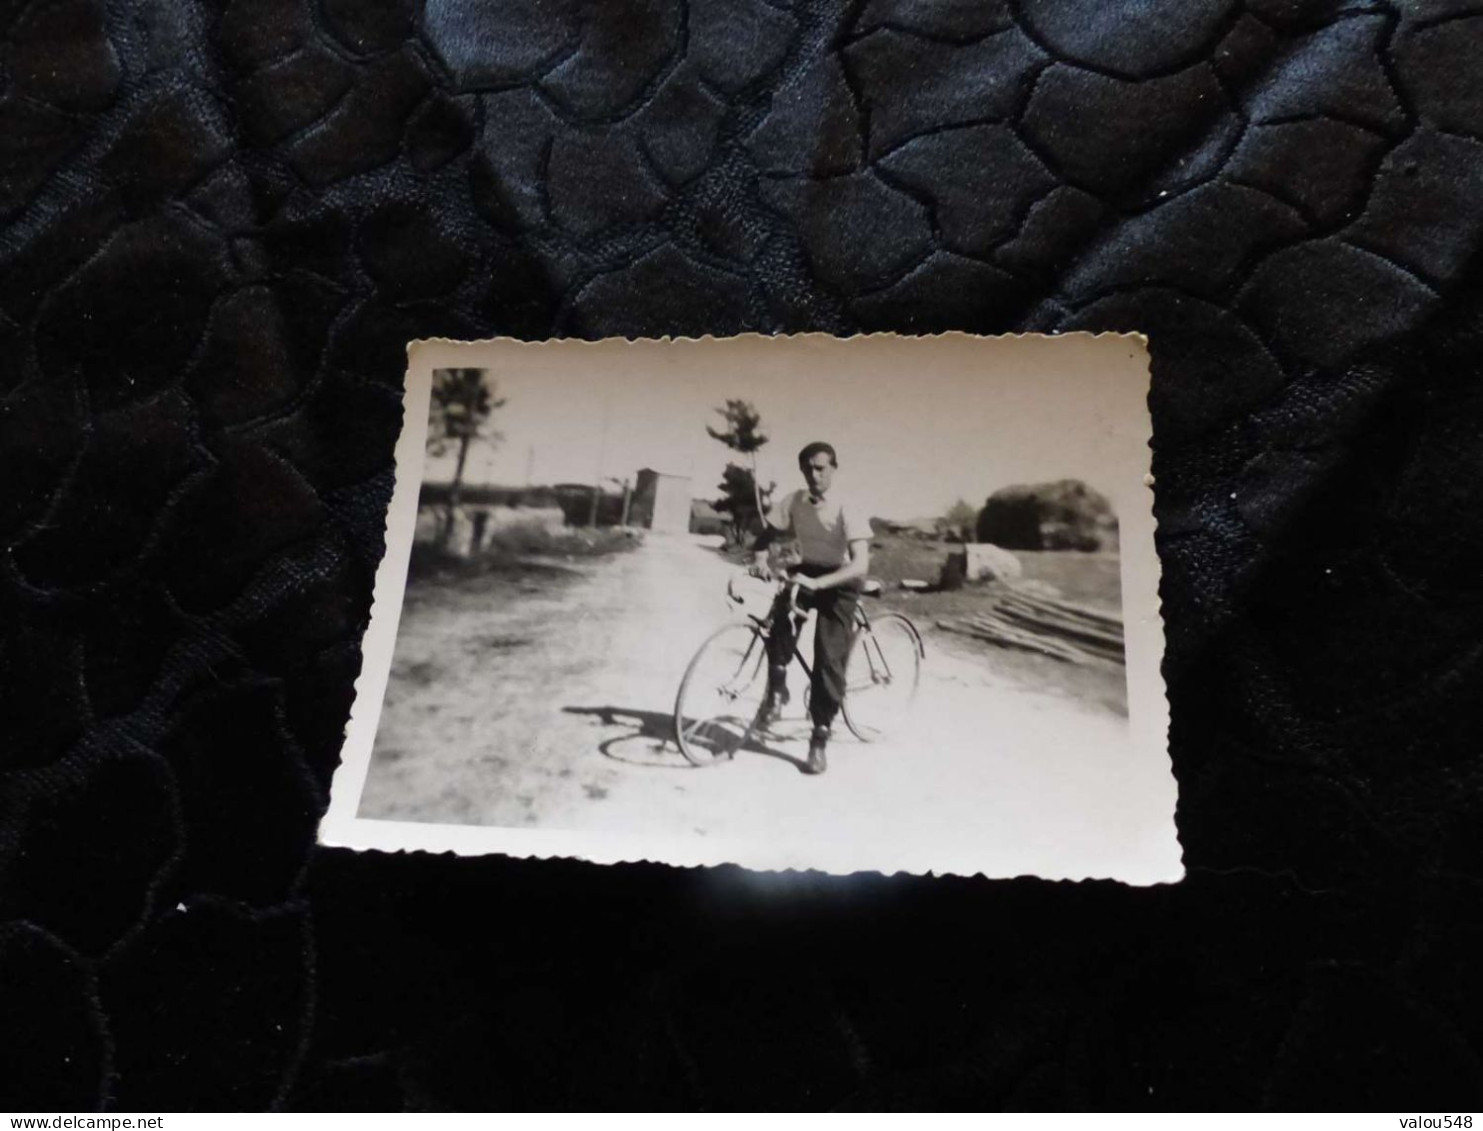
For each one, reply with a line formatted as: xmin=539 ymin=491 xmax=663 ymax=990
xmin=407 ymin=525 xmax=640 ymax=584
xmin=975 ymin=480 xmax=1118 ymax=551
xmin=484 ymin=525 xmax=638 ymax=560
xmin=418 ymin=482 xmax=628 ymax=527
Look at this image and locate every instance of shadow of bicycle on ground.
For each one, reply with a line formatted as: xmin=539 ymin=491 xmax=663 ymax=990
xmin=562 ymin=705 xmax=810 ymax=772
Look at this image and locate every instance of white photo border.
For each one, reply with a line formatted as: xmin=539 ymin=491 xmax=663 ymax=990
xmin=320 ymin=332 xmax=1178 ymax=883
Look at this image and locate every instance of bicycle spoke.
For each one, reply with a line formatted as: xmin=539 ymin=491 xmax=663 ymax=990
xmin=842 ymin=614 xmax=921 ymax=743
xmin=674 ymin=623 xmax=770 ymax=765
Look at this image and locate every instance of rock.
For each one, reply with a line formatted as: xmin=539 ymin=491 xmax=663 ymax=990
xmin=939 ymin=543 xmax=1022 ymax=589
xmin=975 ymin=480 xmax=1118 ymax=551
xmin=486 ymin=505 xmax=564 ymax=532
xmin=967 ymin=543 xmax=1023 ymax=582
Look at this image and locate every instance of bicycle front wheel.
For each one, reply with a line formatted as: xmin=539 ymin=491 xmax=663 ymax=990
xmin=674 ymin=621 xmax=770 ymax=766
xmin=842 ymin=613 xmax=923 ymax=743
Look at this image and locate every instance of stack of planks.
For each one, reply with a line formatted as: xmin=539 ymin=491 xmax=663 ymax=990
xmin=936 ymin=587 xmax=1125 ymax=665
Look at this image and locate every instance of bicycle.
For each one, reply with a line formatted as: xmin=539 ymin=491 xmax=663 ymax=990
xmin=673 ymin=575 xmax=925 ymax=767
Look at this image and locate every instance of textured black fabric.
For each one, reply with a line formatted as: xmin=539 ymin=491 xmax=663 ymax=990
xmin=3 ymin=0 xmax=1482 ymax=1111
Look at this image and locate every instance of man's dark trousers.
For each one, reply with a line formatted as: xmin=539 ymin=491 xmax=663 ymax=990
xmin=767 ymin=564 xmax=862 ymax=730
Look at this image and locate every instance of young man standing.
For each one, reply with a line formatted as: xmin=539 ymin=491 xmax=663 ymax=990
xmin=749 ymin=441 xmax=873 ymax=775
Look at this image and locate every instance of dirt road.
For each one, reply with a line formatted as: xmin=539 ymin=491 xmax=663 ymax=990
xmin=358 ymin=533 xmax=1178 ymax=880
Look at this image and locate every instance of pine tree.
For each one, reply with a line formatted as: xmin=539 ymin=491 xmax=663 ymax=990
xmin=706 ymin=400 xmax=772 ymax=543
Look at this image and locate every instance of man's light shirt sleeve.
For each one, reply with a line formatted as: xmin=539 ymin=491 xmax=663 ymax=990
xmin=842 ymin=498 xmax=873 ymax=547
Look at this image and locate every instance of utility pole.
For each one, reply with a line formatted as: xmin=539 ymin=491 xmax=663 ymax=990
xmin=620 ymin=478 xmax=632 ymax=527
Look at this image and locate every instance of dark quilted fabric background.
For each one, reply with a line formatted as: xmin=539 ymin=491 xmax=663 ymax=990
xmin=3 ymin=0 xmax=1483 ymax=1110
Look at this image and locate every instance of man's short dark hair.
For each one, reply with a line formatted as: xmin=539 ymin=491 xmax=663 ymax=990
xmin=798 ymin=441 xmax=838 ymax=468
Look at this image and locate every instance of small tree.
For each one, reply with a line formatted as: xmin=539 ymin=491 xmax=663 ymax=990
xmin=944 ymin=498 xmax=978 ymax=542
xmin=713 ymin=463 xmax=774 ymax=541
xmin=706 ymin=400 xmax=772 ymax=543
xmin=428 ymin=367 xmax=506 ymax=546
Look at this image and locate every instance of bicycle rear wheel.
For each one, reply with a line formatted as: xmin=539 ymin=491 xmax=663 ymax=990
xmin=674 ymin=621 xmax=770 ymax=766
xmin=842 ymin=613 xmax=923 ymax=743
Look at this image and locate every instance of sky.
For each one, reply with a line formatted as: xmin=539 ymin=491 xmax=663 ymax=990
xmin=420 ymin=335 xmax=1147 ymax=522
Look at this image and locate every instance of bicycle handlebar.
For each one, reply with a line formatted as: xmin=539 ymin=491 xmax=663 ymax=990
xmin=729 ymin=573 xmax=806 ymax=617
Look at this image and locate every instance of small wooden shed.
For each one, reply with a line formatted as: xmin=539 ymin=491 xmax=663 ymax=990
xmin=630 ymin=469 xmax=692 ymax=533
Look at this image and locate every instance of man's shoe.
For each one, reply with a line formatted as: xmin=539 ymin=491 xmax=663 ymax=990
xmin=804 ymin=726 xmax=829 ymax=775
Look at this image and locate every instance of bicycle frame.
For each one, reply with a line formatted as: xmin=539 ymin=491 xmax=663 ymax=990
xmin=746 ymin=580 xmax=921 ymax=685
xmin=742 ymin=601 xmax=815 ymax=680
xmin=677 ymin=574 xmax=923 ymax=762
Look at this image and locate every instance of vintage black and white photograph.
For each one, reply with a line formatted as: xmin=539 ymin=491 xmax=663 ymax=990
xmin=324 ymin=333 xmax=1175 ymax=880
